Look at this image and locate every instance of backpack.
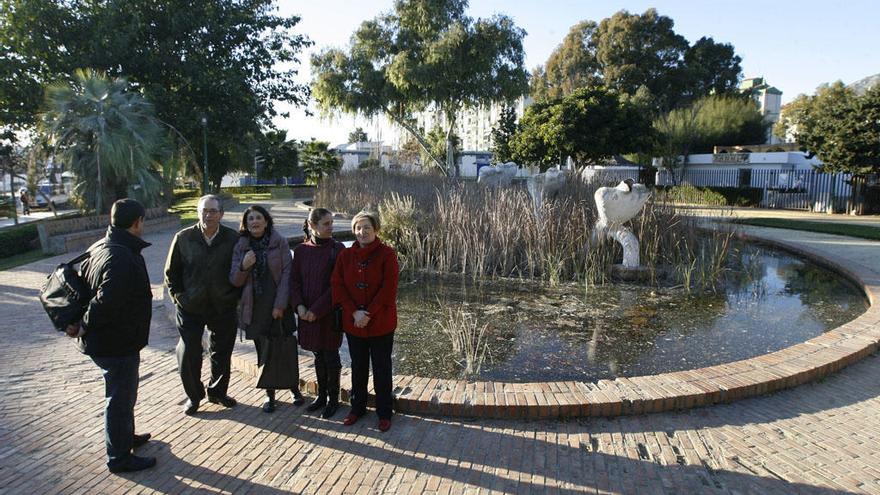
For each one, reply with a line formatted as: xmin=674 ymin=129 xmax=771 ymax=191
xmin=39 ymin=251 xmax=92 ymax=332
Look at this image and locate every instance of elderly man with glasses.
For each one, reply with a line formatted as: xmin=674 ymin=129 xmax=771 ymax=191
xmin=164 ymin=194 xmax=242 ymax=415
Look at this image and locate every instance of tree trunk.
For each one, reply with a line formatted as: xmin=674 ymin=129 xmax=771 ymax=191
xmin=383 ymin=108 xmax=447 ymax=175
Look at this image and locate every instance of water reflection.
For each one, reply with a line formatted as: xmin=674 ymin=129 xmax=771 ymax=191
xmin=347 ymin=244 xmax=868 ymax=382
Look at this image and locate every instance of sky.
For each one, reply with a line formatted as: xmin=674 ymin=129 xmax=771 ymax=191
xmin=273 ymin=0 xmax=880 ymax=146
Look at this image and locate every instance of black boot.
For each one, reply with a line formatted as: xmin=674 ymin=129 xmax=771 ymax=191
xmin=307 ymin=353 xmax=327 ymax=412
xmin=262 ymin=389 xmax=276 ymax=413
xmin=322 ymin=366 xmax=341 ymax=419
xmin=291 ymin=386 xmax=305 ymax=406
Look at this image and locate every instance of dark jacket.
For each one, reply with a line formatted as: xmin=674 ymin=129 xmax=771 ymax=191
xmin=230 ymin=229 xmax=292 ymax=329
xmin=78 ymin=226 xmax=152 ymax=357
xmin=291 ymin=238 xmax=345 ymax=351
xmin=164 ymin=223 xmax=240 ymax=316
xmin=331 ymin=239 xmax=398 ymax=338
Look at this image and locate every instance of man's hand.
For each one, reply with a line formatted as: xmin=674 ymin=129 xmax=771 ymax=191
xmin=65 ymin=322 xmax=82 ymax=338
xmin=272 ymin=308 xmax=284 ymax=320
xmin=241 ymin=250 xmax=256 ymax=270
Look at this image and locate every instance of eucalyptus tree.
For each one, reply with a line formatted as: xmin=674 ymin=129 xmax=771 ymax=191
xmin=41 ymin=69 xmax=167 ymax=213
xmin=311 ymin=0 xmax=528 ymax=176
xmin=1 ymin=0 xmax=311 ymax=190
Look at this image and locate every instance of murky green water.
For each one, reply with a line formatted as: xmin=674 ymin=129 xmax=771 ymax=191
xmin=334 ymin=244 xmax=868 ymax=382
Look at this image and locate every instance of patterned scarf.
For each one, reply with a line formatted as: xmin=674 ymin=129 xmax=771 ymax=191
xmin=249 ymin=233 xmax=271 ymax=296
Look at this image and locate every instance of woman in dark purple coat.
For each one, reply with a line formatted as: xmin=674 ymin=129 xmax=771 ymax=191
xmin=290 ymin=208 xmax=345 ymax=418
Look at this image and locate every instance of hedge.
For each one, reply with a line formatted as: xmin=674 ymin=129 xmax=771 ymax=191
xmin=221 ymin=184 xmax=314 ymax=195
xmin=0 ymin=224 xmax=40 ymax=259
xmin=655 ymin=185 xmax=763 ymax=207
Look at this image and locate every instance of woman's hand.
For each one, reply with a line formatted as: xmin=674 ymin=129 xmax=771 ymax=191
xmin=272 ymin=308 xmax=284 ymax=320
xmin=241 ymin=250 xmax=256 ymax=270
xmin=304 ymin=310 xmax=317 ymax=322
xmin=353 ymin=309 xmax=371 ymax=328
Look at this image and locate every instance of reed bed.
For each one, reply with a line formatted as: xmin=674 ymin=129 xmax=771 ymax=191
xmin=316 ymin=170 xmax=737 ymax=290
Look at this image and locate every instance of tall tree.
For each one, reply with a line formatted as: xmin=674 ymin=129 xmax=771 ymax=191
xmin=348 ymin=127 xmax=369 ymax=143
xmin=528 ymin=20 xmax=600 ymax=102
xmin=40 ymin=69 xmax=167 ymax=213
xmin=531 ymin=9 xmax=742 ymax=111
xmin=1 ymin=0 xmax=311 ymax=189
xmin=311 ymin=0 xmax=528 ymax=176
xmin=773 ymin=94 xmax=811 ymax=143
xmin=258 ymin=130 xmax=299 ymax=182
xmin=300 ymin=140 xmax=341 ymax=184
xmin=489 ymin=105 xmax=517 ymax=163
xmin=510 ymin=86 xmax=653 ymax=170
xmin=795 ymin=82 xmax=880 ymax=174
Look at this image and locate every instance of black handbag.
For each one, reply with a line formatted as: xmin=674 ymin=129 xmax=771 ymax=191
xmin=256 ymin=317 xmax=300 ymax=390
xmin=39 ymin=251 xmax=91 ymax=331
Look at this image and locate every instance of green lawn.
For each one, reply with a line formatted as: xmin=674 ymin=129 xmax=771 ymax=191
xmin=169 ymin=191 xmax=273 ymax=225
xmin=734 ymin=218 xmax=880 ymax=240
xmin=0 ymin=249 xmax=52 ymax=271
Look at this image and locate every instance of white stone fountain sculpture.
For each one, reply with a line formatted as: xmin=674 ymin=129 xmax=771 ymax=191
xmin=477 ymin=162 xmax=518 ymax=187
xmin=592 ymin=179 xmax=651 ymax=274
xmin=526 ymin=168 xmax=568 ymax=220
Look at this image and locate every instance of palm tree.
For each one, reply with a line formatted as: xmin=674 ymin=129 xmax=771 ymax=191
xmin=40 ymin=69 xmax=167 ymax=213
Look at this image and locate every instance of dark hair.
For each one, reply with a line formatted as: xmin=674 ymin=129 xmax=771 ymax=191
xmin=238 ymin=205 xmax=273 ymax=237
xmin=303 ymin=207 xmax=333 ymax=240
xmin=111 ymin=198 xmax=146 ymax=229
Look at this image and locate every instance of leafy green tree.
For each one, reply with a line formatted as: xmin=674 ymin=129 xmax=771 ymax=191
xmin=510 ymin=86 xmax=653 ymax=170
xmin=424 ymin=127 xmax=460 ymax=170
xmin=683 ymin=37 xmax=743 ymax=98
xmin=795 ymin=82 xmax=880 ymax=174
xmin=1 ymin=0 xmax=311 ymax=190
xmin=489 ymin=105 xmax=517 ymax=163
xmin=529 ymin=20 xmax=601 ymax=102
xmin=348 ymin=127 xmax=369 ymax=143
xmin=300 ymin=140 xmax=341 ymax=184
xmin=40 ymin=69 xmax=167 ymax=213
xmin=311 ymin=0 xmax=528 ymax=176
xmin=258 ymin=130 xmax=299 ymax=182
xmin=530 ymin=9 xmax=742 ymax=112
xmin=773 ymin=94 xmax=811 ymax=142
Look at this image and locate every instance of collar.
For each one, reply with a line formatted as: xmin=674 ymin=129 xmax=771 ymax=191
xmin=105 ymin=226 xmax=151 ymax=253
xmin=198 ymin=223 xmax=221 ymax=246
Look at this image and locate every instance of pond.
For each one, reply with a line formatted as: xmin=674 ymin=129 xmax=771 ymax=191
xmin=332 ymin=243 xmax=868 ymax=382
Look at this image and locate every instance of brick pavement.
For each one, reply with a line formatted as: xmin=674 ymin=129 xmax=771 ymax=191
xmin=1 ymin=204 xmax=880 ymax=493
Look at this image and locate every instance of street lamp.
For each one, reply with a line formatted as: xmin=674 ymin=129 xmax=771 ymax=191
xmin=200 ymin=116 xmax=209 ymax=193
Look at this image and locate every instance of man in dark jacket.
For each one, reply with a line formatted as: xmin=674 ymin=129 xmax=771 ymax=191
xmin=164 ymin=194 xmax=240 ymax=415
xmin=69 ymin=198 xmax=155 ymax=473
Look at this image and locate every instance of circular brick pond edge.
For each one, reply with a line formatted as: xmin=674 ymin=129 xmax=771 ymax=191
xmin=231 ymin=230 xmax=880 ymax=419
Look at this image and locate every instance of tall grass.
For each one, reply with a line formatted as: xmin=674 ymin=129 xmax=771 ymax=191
xmin=317 ymin=170 xmax=737 ymax=289
xmin=436 ymin=304 xmax=491 ymax=376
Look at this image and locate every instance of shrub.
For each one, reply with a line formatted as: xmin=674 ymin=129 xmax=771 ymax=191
xmin=0 ymin=224 xmax=39 ymax=259
xmin=655 ymin=185 xmax=763 ymax=207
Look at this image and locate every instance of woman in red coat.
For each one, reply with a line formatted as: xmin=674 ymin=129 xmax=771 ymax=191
xmin=331 ymin=210 xmax=399 ymax=432
xmin=290 ymin=208 xmax=345 ymax=418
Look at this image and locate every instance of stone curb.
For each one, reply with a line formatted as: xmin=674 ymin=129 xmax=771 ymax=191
xmin=228 ymin=230 xmax=880 ymax=419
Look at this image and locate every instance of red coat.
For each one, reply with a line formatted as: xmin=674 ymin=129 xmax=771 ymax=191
xmin=331 ymin=239 xmax=399 ymax=338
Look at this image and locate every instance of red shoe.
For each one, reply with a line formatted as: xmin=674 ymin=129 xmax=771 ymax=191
xmin=343 ymin=413 xmax=360 ymax=426
xmin=378 ymin=419 xmax=391 ymax=432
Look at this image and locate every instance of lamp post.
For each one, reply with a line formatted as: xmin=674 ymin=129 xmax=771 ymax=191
xmin=200 ymin=116 xmax=209 ymax=193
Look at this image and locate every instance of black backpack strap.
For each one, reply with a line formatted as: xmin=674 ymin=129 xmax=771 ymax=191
xmin=67 ymin=251 xmax=90 ymax=266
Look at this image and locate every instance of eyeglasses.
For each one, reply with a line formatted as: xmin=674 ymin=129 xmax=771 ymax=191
xmin=201 ymin=208 xmax=221 ymax=215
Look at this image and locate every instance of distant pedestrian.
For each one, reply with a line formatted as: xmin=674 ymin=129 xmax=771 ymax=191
xmin=291 ymin=207 xmax=345 ymax=418
xmin=332 ymin=210 xmax=399 ymax=432
xmin=71 ymin=198 xmax=155 ymax=473
xmin=19 ymin=188 xmax=30 ymax=215
xmin=164 ymin=194 xmax=241 ymax=416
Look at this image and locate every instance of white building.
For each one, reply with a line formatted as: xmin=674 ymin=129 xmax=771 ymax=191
xmin=333 ymin=141 xmax=394 ymax=172
xmin=407 ymin=95 xmax=532 ymax=156
xmin=740 ymin=77 xmax=783 ymax=145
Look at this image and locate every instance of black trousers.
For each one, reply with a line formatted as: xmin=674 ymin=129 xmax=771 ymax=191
xmin=175 ymin=307 xmax=237 ymax=402
xmin=91 ymin=353 xmax=139 ymax=467
xmin=346 ymin=332 xmax=394 ymax=419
